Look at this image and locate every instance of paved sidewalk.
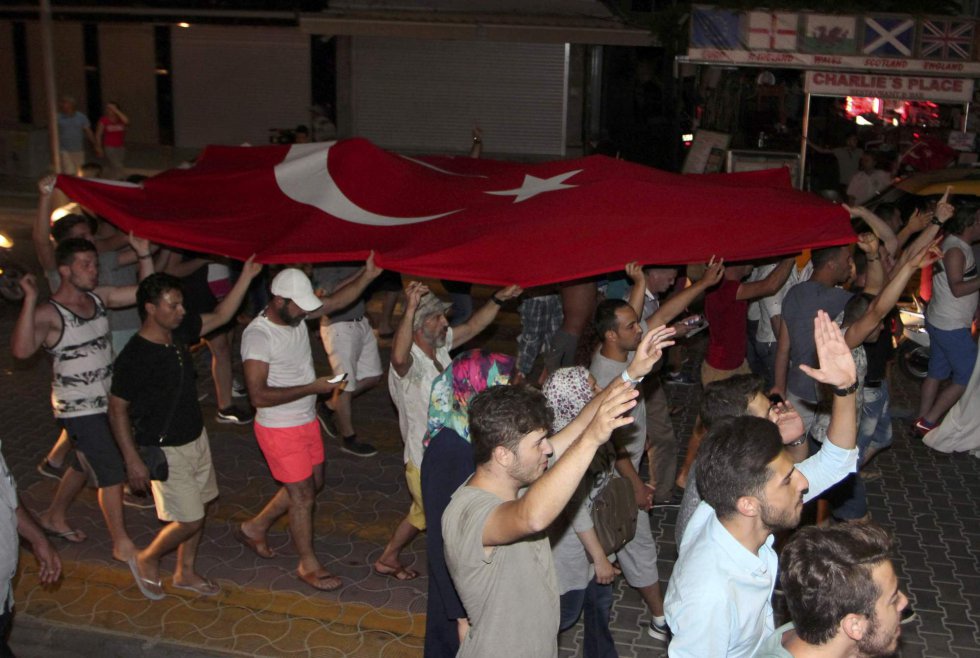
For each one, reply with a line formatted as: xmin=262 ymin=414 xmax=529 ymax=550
xmin=0 ymin=194 xmax=977 ymax=655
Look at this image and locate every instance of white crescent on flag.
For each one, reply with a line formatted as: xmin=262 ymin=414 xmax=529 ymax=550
xmin=274 ymin=142 xmax=462 ymax=226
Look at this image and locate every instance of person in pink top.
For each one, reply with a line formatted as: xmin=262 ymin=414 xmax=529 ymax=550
xmin=95 ymin=101 xmax=129 ymax=179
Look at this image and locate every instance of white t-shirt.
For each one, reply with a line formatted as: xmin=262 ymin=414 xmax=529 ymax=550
xmin=846 ymin=170 xmax=892 ymax=205
xmin=388 ymin=328 xmax=454 ymax=466
xmin=241 ymin=313 xmax=317 ymax=428
xmin=757 ymin=262 xmax=812 ymax=344
xmin=928 ymin=234 xmax=979 ymax=331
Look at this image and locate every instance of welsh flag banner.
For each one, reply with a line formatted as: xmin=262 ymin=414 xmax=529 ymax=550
xmin=56 ymin=138 xmax=853 ymax=287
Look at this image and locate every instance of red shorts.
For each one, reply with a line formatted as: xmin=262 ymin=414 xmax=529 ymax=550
xmin=253 ymin=419 xmax=323 ymax=483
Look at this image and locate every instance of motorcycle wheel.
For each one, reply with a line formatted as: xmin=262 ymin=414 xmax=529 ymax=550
xmin=0 ymin=262 xmax=26 ymax=304
xmin=897 ymin=341 xmax=929 ymax=381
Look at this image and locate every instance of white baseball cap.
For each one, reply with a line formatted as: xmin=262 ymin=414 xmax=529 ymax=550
xmin=270 ymin=268 xmax=322 ymax=312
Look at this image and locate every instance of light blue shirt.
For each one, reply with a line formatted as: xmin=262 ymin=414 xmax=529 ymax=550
xmin=58 ymin=111 xmax=90 ymax=152
xmin=664 ymin=440 xmax=858 ymax=658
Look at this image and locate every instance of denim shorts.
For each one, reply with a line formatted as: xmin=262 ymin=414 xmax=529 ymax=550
xmin=927 ymin=324 xmax=978 ymax=386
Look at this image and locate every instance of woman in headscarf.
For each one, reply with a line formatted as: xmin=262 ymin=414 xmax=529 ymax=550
xmin=420 ymin=349 xmax=515 ymax=657
xmin=543 ymin=366 xmax=619 ymax=658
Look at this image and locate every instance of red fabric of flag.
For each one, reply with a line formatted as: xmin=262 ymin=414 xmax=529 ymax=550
xmin=56 ymin=138 xmax=854 ymax=287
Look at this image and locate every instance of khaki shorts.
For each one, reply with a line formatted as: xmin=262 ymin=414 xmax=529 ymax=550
xmin=700 ymin=359 xmax=751 ymax=387
xmin=151 ymin=429 xmax=219 ymax=523
xmin=319 ymin=317 xmax=383 ymax=393
xmin=405 ymin=460 xmax=426 ymax=531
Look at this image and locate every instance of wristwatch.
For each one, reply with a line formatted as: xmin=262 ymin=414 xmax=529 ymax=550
xmin=832 ymin=381 xmax=858 ymax=397
xmin=930 ymin=217 xmax=944 ymax=227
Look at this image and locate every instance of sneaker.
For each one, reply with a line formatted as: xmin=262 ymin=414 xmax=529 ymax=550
xmin=317 ymin=403 xmax=339 ymax=438
xmin=216 ymin=405 xmax=254 ymax=425
xmin=341 ymin=435 xmax=378 ymax=458
xmin=232 ymin=378 xmax=248 ymax=398
xmin=911 ymin=417 xmax=935 ymax=437
xmin=664 ymin=371 xmax=697 ymax=385
xmin=900 ymin=604 xmax=918 ymax=625
xmin=647 ymin=618 xmax=670 ymax=642
xmin=37 ymin=459 xmax=65 ymax=480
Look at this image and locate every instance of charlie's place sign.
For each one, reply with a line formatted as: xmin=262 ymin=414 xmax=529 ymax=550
xmin=804 ymin=70 xmax=975 ymax=102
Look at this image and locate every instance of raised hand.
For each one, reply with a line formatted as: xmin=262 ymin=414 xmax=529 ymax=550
xmin=19 ymin=273 xmax=38 ymax=299
xmin=404 ymin=281 xmax=429 ymax=309
xmin=907 ymin=208 xmax=932 ymax=233
xmin=856 ymin=232 xmax=879 ymax=255
xmin=494 ymin=284 xmax=523 ymax=301
xmin=363 ymin=250 xmax=382 ymax=280
xmin=626 ymin=325 xmax=676 ymax=380
xmin=700 ymin=256 xmax=725 ymax=288
xmin=127 ymin=231 xmax=150 ymax=257
xmin=935 ymin=186 xmax=954 ymax=223
xmin=38 ymin=174 xmax=57 ymax=196
xmin=769 ymin=400 xmax=805 ymax=445
xmin=908 ymin=238 xmax=943 ymax=269
xmin=241 ymin=254 xmax=263 ymax=279
xmin=625 ymin=261 xmax=644 ymax=284
xmin=581 ymin=380 xmax=639 ymax=447
xmin=798 ymin=310 xmax=857 ymax=389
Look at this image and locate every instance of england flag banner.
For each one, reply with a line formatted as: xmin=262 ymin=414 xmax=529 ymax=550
xmin=55 ymin=139 xmax=854 ymax=287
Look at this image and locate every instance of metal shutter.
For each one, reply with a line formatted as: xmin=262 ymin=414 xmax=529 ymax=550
xmin=350 ymin=36 xmax=568 ymax=157
xmin=98 ymin=24 xmax=158 ymax=145
xmin=171 ymin=26 xmax=310 ymax=149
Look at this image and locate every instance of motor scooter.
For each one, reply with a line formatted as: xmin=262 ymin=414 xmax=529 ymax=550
xmin=0 ymin=231 xmax=27 ymax=304
xmin=896 ymin=296 xmax=930 ymax=380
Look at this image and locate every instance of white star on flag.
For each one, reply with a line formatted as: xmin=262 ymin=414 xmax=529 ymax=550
xmin=485 ymin=170 xmax=582 ymax=203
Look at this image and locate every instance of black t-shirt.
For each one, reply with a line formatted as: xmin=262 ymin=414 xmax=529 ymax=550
xmin=864 ymin=316 xmax=896 ymax=383
xmin=111 ymin=323 xmax=202 ymax=447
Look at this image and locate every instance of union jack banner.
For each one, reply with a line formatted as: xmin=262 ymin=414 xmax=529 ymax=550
xmin=747 ymin=11 xmax=798 ymax=51
xmin=919 ymin=19 xmax=975 ymax=60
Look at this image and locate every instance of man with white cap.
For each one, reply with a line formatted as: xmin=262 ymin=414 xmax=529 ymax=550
xmin=237 ymin=256 xmax=380 ymax=591
xmin=376 ymin=280 xmax=521 ymax=580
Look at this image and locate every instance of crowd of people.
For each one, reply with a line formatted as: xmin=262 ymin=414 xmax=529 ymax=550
xmin=3 ymin=128 xmax=979 ymax=658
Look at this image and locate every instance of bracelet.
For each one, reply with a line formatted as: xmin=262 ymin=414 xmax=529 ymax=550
xmin=785 ymin=435 xmax=807 ymax=447
xmin=832 ymin=381 xmax=858 ymax=397
xmin=490 ymin=295 xmax=504 ymax=306
xmin=620 ymin=370 xmax=644 ymax=386
xmin=472 ymin=138 xmax=482 ymax=144
xmin=930 ymin=217 xmax=944 ymax=227
xmin=138 ymin=253 xmax=152 ymax=260
xmin=866 ymin=255 xmax=878 ymax=262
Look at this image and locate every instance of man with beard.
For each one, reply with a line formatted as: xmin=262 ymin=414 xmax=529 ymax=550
xmin=236 ymin=262 xmax=380 ymax=591
xmin=664 ymin=311 xmax=859 ymax=658
xmin=12 ymin=236 xmax=153 ymax=564
xmin=443 ymin=326 xmax=672 ymax=657
xmin=379 ymin=281 xmax=521 ymax=580
xmin=756 ymin=523 xmax=908 ymax=658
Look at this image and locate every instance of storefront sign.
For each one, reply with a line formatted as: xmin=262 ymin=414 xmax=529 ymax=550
xmin=684 ymin=48 xmax=980 ymax=77
xmin=803 ymin=70 xmax=974 ymax=102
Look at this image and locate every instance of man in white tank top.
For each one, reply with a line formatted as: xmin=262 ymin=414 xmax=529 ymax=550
xmin=12 ymin=235 xmax=154 ymax=563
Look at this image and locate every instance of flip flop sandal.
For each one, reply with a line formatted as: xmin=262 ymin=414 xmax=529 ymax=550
xmin=234 ymin=524 xmax=276 ymax=559
xmin=41 ymin=525 xmax=86 ymax=543
xmin=171 ymin=578 xmax=220 ymax=597
xmin=127 ymin=557 xmax=165 ymax=601
xmin=374 ymin=562 xmax=419 ymax=581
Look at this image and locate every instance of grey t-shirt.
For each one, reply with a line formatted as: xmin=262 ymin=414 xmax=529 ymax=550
xmin=781 ymin=281 xmax=852 ymax=402
xmin=313 ymin=265 xmax=364 ymax=323
xmin=443 ymin=484 xmax=560 ymax=658
xmin=590 ymin=348 xmax=647 ymax=468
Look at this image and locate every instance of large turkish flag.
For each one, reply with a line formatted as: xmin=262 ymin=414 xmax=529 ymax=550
xmin=56 ymin=138 xmax=853 ymax=287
